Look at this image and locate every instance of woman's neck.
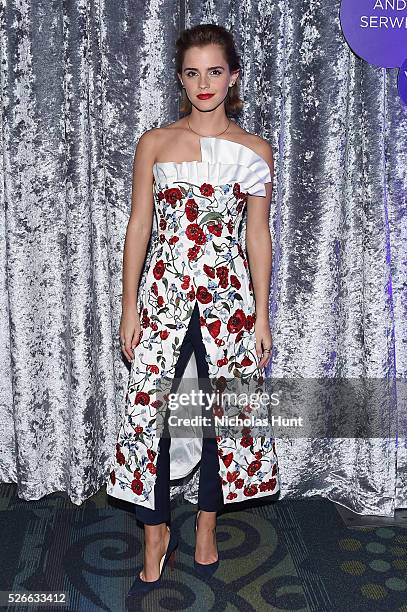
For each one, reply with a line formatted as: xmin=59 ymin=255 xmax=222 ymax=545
xmin=186 ymin=109 xmax=233 ymax=136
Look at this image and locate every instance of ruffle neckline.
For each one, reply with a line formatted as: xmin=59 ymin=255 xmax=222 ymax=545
xmin=153 ymin=136 xmax=271 ymax=196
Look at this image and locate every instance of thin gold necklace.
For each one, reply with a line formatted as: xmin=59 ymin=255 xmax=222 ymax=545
xmin=187 ymin=116 xmax=231 ymax=137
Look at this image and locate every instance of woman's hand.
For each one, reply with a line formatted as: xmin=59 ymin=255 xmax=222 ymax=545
xmin=119 ymin=306 xmax=142 ymax=363
xmin=255 ymin=314 xmax=273 ymax=369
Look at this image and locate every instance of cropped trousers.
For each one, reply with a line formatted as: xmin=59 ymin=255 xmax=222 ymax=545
xmin=134 ymin=300 xmax=224 ymax=525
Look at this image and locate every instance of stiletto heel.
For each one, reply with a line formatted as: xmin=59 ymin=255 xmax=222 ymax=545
xmin=194 ymin=510 xmax=220 ymax=578
xmin=128 ymin=525 xmax=179 ymax=596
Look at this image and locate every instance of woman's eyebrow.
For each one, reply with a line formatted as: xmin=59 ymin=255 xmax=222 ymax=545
xmin=183 ymin=65 xmax=225 ymax=71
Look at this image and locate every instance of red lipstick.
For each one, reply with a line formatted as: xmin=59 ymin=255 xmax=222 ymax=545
xmin=197 ymin=93 xmax=215 ymax=99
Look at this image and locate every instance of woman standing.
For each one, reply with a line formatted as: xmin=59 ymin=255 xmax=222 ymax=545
xmin=107 ymin=23 xmax=279 ymax=595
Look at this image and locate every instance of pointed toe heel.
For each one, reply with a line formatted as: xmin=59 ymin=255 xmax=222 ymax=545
xmin=194 ymin=556 xmax=219 ymax=578
xmin=128 ymin=526 xmax=179 ymax=596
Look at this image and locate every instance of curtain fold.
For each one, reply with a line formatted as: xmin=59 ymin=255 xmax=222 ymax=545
xmin=0 ymin=0 xmax=405 ymax=515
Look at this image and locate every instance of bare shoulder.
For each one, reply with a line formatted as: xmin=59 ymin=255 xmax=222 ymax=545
xmin=134 ymin=126 xmax=170 ymax=164
xmin=136 ymin=126 xmax=166 ymax=150
xmin=137 ymin=121 xmax=187 ymax=160
xmin=137 ymin=121 xmax=181 ymax=141
xmin=133 ymin=128 xmax=157 ymax=158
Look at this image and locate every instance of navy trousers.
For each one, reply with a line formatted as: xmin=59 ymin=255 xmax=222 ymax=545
xmin=135 ymin=301 xmax=224 ymax=525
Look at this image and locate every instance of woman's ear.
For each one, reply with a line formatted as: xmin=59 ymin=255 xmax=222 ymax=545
xmin=231 ymin=69 xmax=240 ymax=83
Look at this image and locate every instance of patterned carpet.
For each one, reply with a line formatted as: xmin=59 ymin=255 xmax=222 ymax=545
xmin=0 ymin=483 xmax=406 ymax=612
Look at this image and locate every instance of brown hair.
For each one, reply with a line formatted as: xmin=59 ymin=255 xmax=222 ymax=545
xmin=175 ymin=24 xmax=243 ymax=116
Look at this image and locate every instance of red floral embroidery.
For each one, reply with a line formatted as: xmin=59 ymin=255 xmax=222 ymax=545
xmin=227 ymin=492 xmax=238 ymax=500
xmin=227 ymin=470 xmax=239 ymax=482
xmin=164 ymin=187 xmax=183 ymax=206
xmin=216 ymin=266 xmax=229 ymax=288
xmin=245 ymin=314 xmax=256 ymax=331
xmin=208 ymin=221 xmax=222 ymax=237
xmin=185 ymin=198 xmax=198 ymax=221
xmin=227 ymin=309 xmax=246 ymax=333
xmin=200 ymin=183 xmax=214 ymax=196
xmin=203 ymin=264 xmax=215 ymax=279
xmin=244 ymin=484 xmax=258 ymax=497
xmin=221 ymin=452 xmax=233 ymax=468
xmin=134 ymin=392 xmax=150 ymax=405
xmin=131 ymin=479 xmax=143 ymax=494
xmin=260 ymin=477 xmax=277 ymax=492
xmin=247 ymin=460 xmax=262 ymax=476
xmin=153 ymin=260 xmax=165 ymax=280
xmin=181 ymin=275 xmax=190 ymax=289
xmin=116 ymin=445 xmax=125 ymax=465
xmin=230 ymin=274 xmax=241 ymax=289
xmin=187 ymin=245 xmax=200 ymax=260
xmin=141 ymin=309 xmax=150 ymax=328
xmin=233 ymin=182 xmax=247 ymax=202
xmin=147 ymin=462 xmax=156 ymax=474
xmin=212 ymin=404 xmax=224 ymax=418
xmin=147 ymin=449 xmax=156 ymax=461
xmin=196 ymin=286 xmax=212 ymax=304
xmin=207 ymin=319 xmax=221 ymax=338
xmin=186 ymin=223 xmax=206 ymax=245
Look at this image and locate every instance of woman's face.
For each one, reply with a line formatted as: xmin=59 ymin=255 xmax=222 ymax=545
xmin=178 ymin=44 xmax=239 ymax=112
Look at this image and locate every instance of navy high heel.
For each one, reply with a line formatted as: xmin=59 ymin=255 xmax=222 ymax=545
xmin=194 ymin=510 xmax=219 ymax=578
xmin=128 ymin=525 xmax=178 ymax=596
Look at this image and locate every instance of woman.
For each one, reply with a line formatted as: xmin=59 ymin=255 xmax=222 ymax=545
xmin=106 ymin=23 xmax=279 ymax=595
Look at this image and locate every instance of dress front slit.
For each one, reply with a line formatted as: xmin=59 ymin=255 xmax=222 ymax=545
xmin=134 ymin=301 xmax=224 ymax=525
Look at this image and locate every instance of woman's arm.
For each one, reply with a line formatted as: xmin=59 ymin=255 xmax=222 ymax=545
xmin=120 ymin=130 xmax=156 ymax=362
xmin=245 ymin=140 xmax=274 ymax=369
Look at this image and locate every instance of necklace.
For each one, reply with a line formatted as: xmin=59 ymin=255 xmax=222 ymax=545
xmin=187 ymin=116 xmax=231 ymax=137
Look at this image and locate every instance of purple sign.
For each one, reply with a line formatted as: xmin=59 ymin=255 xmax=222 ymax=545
xmin=398 ymin=58 xmax=407 ymax=104
xmin=340 ymin=0 xmax=407 ymax=68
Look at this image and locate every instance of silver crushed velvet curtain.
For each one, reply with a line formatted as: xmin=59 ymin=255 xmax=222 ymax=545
xmin=0 ymin=1 xmax=406 ymax=516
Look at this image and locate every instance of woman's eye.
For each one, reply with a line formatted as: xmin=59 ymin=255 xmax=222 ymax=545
xmin=185 ymin=70 xmax=222 ymax=77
